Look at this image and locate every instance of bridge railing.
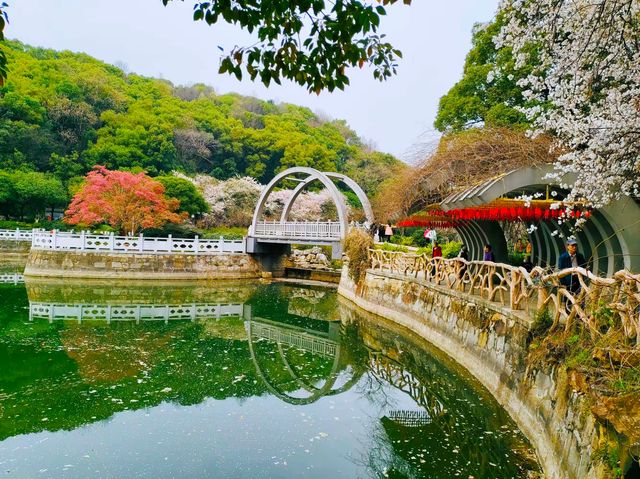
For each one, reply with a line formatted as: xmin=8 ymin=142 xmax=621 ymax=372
xmin=31 ymin=230 xmax=246 ymax=255
xmin=252 ymin=220 xmax=342 ymax=239
xmin=29 ymin=302 xmax=244 ymax=322
xmin=0 ymin=228 xmax=34 ymax=242
xmin=368 ymin=249 xmax=640 ymax=346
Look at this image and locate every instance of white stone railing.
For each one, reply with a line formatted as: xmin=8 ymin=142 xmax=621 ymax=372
xmin=0 ymin=273 xmax=24 ymax=284
xmin=252 ymin=221 xmax=342 ymax=240
xmin=368 ymin=249 xmax=640 ymax=346
xmin=29 ymin=302 xmax=244 ymax=322
xmin=31 ymin=230 xmax=246 ymax=255
xmin=0 ymin=228 xmax=34 ymax=242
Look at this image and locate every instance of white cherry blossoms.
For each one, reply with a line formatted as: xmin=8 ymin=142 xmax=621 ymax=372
xmin=494 ymin=0 xmax=640 ymax=209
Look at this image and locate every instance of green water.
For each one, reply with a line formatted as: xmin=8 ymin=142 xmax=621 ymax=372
xmin=0 ymin=278 xmax=540 ymax=478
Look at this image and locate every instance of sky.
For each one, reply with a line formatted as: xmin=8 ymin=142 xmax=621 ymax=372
xmin=6 ymin=0 xmax=498 ymax=160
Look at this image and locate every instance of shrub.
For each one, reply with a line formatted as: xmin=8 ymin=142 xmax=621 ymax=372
xmin=343 ymin=229 xmax=373 ymax=282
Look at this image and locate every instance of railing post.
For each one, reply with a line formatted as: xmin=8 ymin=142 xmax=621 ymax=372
xmin=109 ymin=232 xmax=115 ymax=252
xmin=219 ymin=235 xmax=224 ymax=252
xmin=80 ymin=230 xmax=86 ymax=251
xmin=168 ymin=234 xmax=173 ymax=252
xmin=15 ymin=227 xmax=19 ymax=241
xmin=52 ymin=229 xmax=57 ymax=250
xmin=139 ymin=233 xmax=144 ymax=253
xmin=194 ymin=235 xmax=199 ymax=255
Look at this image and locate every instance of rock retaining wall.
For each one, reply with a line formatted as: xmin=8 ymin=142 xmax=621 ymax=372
xmin=338 ymin=267 xmax=609 ymax=479
xmin=25 ymin=249 xmax=263 ymax=280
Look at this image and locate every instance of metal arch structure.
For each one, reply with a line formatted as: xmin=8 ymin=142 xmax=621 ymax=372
xmin=247 ymin=167 xmax=373 ymax=260
xmin=250 ymin=167 xmax=350 ymax=237
xmin=440 ymin=165 xmax=640 ymax=274
xmin=279 ymin=172 xmax=374 ymax=224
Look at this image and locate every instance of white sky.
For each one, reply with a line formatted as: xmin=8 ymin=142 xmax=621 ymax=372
xmin=6 ymin=0 xmax=498 ymax=160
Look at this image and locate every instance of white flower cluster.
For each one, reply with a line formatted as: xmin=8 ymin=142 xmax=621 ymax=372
xmin=495 ymin=0 xmax=640 ymax=208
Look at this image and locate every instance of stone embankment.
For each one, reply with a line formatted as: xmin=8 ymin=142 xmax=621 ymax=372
xmin=0 ymin=240 xmax=30 ymax=264
xmin=24 ymin=249 xmax=263 ymax=280
xmin=338 ymin=266 xmax=626 ymax=479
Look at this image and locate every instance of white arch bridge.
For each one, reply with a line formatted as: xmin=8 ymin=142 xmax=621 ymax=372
xmin=247 ymin=167 xmax=374 ymax=259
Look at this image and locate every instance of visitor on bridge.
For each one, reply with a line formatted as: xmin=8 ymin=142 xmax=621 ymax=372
xmin=483 ymin=244 xmax=495 ymax=262
xmin=522 ymin=255 xmax=534 ymax=273
xmin=557 ymin=239 xmax=586 ymax=293
xmin=432 ymin=241 xmax=442 ymax=258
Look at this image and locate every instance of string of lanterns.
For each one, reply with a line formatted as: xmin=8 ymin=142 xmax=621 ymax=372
xmin=398 ymin=200 xmax=591 ymax=228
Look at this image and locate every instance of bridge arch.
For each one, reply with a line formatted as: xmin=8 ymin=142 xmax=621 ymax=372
xmin=250 ymin=167 xmax=350 ymax=237
xmin=279 ymin=172 xmax=374 ymax=224
xmin=247 ymin=167 xmax=373 ymax=259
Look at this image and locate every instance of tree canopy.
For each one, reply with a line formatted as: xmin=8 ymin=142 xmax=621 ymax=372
xmin=0 ymin=40 xmax=403 ymax=206
xmin=0 ymin=1 xmax=408 ymax=92
xmin=434 ymin=14 xmax=531 ymax=133
xmin=65 ymin=167 xmax=186 ymax=234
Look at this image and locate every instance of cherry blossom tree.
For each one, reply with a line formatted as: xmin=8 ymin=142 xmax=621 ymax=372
xmin=495 ymin=0 xmax=640 ymax=209
xmin=64 ymin=166 xmax=186 ymax=234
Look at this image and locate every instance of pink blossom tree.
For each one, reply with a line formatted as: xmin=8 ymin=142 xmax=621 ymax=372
xmin=64 ymin=166 xmax=186 ymax=234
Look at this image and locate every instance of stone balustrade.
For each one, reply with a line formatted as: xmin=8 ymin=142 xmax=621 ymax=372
xmin=31 ymin=230 xmax=246 ymax=255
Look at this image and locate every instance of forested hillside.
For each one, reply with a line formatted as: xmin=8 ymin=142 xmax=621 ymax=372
xmin=0 ymin=40 xmax=402 ymax=197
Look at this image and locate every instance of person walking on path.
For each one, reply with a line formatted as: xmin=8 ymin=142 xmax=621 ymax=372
xmin=483 ymin=244 xmax=495 ymax=262
xmin=458 ymin=244 xmax=469 ymax=279
xmin=432 ymin=241 xmax=442 ymax=258
xmin=384 ymin=223 xmax=393 ymax=242
xmin=557 ymin=238 xmax=587 ymax=293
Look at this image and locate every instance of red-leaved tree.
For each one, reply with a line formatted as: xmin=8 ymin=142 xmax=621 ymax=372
xmin=64 ymin=166 xmax=186 ymax=234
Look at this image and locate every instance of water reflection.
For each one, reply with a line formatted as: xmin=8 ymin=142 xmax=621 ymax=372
xmin=0 ymin=279 xmax=539 ymax=478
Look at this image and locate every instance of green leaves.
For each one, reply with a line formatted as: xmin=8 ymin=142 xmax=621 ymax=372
xmin=162 ymin=0 xmax=406 ymax=92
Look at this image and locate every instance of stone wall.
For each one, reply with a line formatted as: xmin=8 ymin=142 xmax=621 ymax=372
xmin=25 ymin=249 xmax=263 ymax=280
xmin=0 ymin=240 xmax=30 ymax=266
xmin=338 ymin=267 xmax=610 ymax=479
xmin=287 ymin=246 xmax=333 ymax=270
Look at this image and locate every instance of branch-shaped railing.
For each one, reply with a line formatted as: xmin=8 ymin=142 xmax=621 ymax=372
xmin=368 ymin=249 xmax=640 ymax=347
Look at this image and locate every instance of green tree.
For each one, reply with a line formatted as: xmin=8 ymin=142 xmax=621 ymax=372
xmin=156 ymin=175 xmax=210 ymax=216
xmin=6 ymin=170 xmax=67 ymax=220
xmin=434 ymin=16 xmax=530 ymax=132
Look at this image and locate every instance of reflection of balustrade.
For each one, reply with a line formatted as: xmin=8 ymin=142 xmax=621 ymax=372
xmin=0 ymin=228 xmax=33 ymax=242
xmin=31 ymin=230 xmax=246 ymax=255
xmin=253 ymin=221 xmax=342 ymax=240
xmin=368 ymin=249 xmax=640 ymax=346
xmin=248 ymin=318 xmax=338 ymax=357
xmin=369 ymin=351 xmax=445 ymax=418
xmin=386 ymin=410 xmax=432 ymax=428
xmin=29 ymin=302 xmax=244 ymax=322
xmin=0 ymin=273 xmax=24 ymax=284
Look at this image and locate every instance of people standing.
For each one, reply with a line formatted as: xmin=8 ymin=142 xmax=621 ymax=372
xmin=557 ymin=238 xmax=587 ymax=293
xmin=483 ymin=244 xmax=495 ymax=262
xmin=432 ymin=241 xmax=442 ymax=258
xmin=458 ymin=244 xmax=469 ymax=279
xmin=384 ymin=223 xmax=393 ymax=243
xmin=514 ymin=239 xmax=525 ymax=254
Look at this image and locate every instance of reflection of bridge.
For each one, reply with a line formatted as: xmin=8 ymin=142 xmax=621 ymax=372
xmin=29 ymin=302 xmax=243 ymax=323
xmin=244 ymin=305 xmax=361 ymax=404
xmin=247 ymin=167 xmax=374 ymax=259
xmin=248 ymin=317 xmax=338 ymax=358
xmin=0 ymin=273 xmax=24 ymax=284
